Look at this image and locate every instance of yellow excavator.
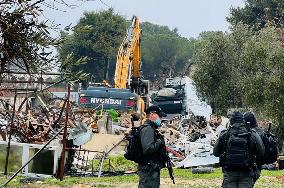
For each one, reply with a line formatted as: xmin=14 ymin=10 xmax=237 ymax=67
xmin=114 ymin=16 xmax=149 ymax=114
xmin=79 ymin=16 xmax=149 ymax=118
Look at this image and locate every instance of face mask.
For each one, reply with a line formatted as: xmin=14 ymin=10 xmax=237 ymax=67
xmin=153 ymin=118 xmax=161 ymax=127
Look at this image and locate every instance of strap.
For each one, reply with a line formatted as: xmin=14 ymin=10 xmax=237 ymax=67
xmin=223 ymin=128 xmax=231 ymax=153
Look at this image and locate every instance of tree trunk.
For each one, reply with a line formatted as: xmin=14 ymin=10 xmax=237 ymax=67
xmin=104 ymin=57 xmax=109 ymax=81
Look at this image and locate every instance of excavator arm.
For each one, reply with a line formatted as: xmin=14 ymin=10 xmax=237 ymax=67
xmin=114 ymin=16 xmax=149 ymax=117
xmin=114 ymin=16 xmax=140 ymax=88
xmin=114 ymin=16 xmax=148 ymax=95
xmin=79 ymin=16 xmax=149 ymax=125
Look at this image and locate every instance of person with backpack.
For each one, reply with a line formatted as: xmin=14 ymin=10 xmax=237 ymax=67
xmin=213 ymin=111 xmax=265 ymax=188
xmin=244 ymin=111 xmax=264 ymax=184
xmin=244 ymin=111 xmax=278 ymax=184
xmin=138 ymin=105 xmax=167 ymax=188
xmin=124 ymin=105 xmax=167 ymax=188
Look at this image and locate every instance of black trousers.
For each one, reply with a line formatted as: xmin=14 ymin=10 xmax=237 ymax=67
xmin=137 ymin=163 xmax=161 ymax=188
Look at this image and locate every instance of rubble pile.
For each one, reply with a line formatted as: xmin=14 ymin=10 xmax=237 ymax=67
xmin=0 ymin=89 xmax=230 ymax=175
xmin=160 ymin=114 xmax=229 ymax=167
xmin=0 ymin=96 xmax=68 ymax=143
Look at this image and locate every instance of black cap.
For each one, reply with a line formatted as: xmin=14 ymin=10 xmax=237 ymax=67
xmin=244 ymin=111 xmax=257 ymax=127
xmin=145 ymin=105 xmax=167 ymax=117
xmin=230 ymin=111 xmax=244 ymax=125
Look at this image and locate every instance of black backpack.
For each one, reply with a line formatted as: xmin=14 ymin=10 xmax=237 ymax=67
xmin=221 ymin=125 xmax=254 ymax=171
xmin=124 ymin=125 xmax=146 ymax=164
xmin=260 ymin=125 xmax=278 ymax=164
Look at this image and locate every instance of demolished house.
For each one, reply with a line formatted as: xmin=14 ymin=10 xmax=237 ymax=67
xmin=1 ymin=74 xmax=231 ymax=183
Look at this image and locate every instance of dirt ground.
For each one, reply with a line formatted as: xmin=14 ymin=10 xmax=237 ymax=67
xmin=3 ymin=178 xmax=222 ymax=188
xmin=83 ymin=133 xmax=125 ymax=152
xmin=82 ymin=133 xmax=126 ymax=159
xmin=9 ymin=176 xmax=284 ymax=188
xmin=276 ymin=175 xmax=284 ymax=182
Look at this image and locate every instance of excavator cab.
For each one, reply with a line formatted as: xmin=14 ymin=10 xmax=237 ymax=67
xmin=79 ymin=87 xmax=138 ymax=112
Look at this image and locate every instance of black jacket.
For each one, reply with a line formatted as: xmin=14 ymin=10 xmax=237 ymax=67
xmin=139 ymin=120 xmax=164 ymax=164
xmin=252 ymin=126 xmax=265 ymax=167
xmin=213 ymin=123 xmax=265 ymax=159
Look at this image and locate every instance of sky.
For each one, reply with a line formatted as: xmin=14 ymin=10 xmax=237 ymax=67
xmin=44 ymin=0 xmax=245 ymax=38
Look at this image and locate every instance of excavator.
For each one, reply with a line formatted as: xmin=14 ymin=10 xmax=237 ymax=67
xmin=79 ymin=16 xmax=149 ymax=119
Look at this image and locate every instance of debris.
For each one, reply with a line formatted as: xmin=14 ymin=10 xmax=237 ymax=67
xmin=176 ymin=143 xmax=219 ymax=168
xmin=68 ymin=121 xmax=92 ymax=146
xmin=159 ymin=112 xmax=228 ymax=168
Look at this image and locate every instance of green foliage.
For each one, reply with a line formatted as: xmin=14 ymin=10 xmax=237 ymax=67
xmin=60 ymin=53 xmax=90 ymax=82
xmin=59 ymin=12 xmax=195 ymax=84
xmin=141 ymin=22 xmax=195 ymax=81
xmin=0 ymin=0 xmax=61 ymax=78
xmin=228 ymin=0 xmax=284 ymax=31
xmin=239 ymin=27 xmax=284 ymax=116
xmin=239 ymin=27 xmax=284 ymax=144
xmin=141 ymin=22 xmax=178 ymax=36
xmin=227 ymin=1 xmax=284 ymax=147
xmin=192 ymin=23 xmax=284 ymax=147
xmin=58 ymin=9 xmax=127 ymax=82
xmin=192 ymin=31 xmax=242 ymax=114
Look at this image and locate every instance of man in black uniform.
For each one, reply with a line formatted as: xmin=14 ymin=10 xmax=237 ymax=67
xmin=244 ymin=111 xmax=265 ymax=184
xmin=138 ymin=105 xmax=167 ymax=188
xmin=213 ymin=111 xmax=264 ymax=188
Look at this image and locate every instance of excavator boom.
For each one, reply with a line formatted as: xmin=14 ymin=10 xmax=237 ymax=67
xmin=114 ymin=16 xmax=142 ymax=89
